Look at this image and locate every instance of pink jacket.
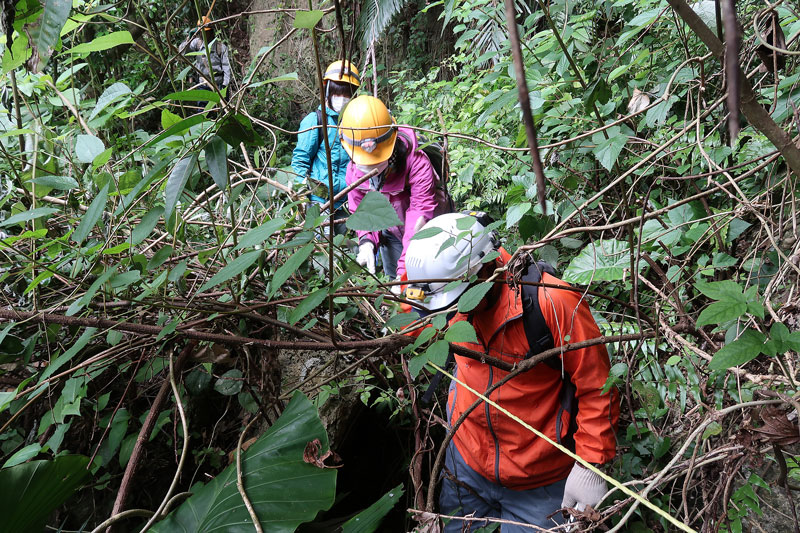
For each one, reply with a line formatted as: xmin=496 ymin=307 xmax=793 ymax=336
xmin=346 ymin=127 xmax=438 ymax=277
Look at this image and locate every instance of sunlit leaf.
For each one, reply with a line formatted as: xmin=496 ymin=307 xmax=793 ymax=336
xmin=293 ymin=10 xmax=324 ymax=28
xmin=66 ymin=31 xmax=134 ymax=54
xmin=346 ymin=191 xmax=402 ymax=232
xmin=75 ymin=134 xmax=105 ymax=164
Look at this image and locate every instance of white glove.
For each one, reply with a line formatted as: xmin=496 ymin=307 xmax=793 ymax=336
xmin=356 ymin=242 xmax=376 ymax=274
xmin=561 ymin=463 xmax=607 ymax=512
xmin=390 ymin=276 xmax=402 ymax=296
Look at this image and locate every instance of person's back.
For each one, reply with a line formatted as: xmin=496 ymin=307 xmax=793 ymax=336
xmin=403 ymin=213 xmax=619 ymax=532
xmin=179 ymin=17 xmax=231 ymax=90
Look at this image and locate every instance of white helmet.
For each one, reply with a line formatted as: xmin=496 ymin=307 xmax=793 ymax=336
xmin=405 ymin=213 xmax=498 ymax=311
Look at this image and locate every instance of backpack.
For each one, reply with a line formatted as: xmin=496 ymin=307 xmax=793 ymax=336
xmin=520 ymin=261 xmax=579 ymax=453
xmin=397 ymin=131 xmax=455 ymax=216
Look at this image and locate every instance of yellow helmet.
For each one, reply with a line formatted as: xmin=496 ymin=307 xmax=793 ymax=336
xmin=197 ymin=16 xmax=213 ymax=31
xmin=323 ymin=60 xmax=361 ymax=88
xmin=339 ymin=95 xmax=397 ymax=165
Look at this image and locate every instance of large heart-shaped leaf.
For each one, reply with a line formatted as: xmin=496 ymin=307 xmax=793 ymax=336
xmin=151 ymin=391 xmax=336 ymax=532
xmin=0 ymin=455 xmax=90 ymax=532
xmin=346 ymin=191 xmax=402 ymax=232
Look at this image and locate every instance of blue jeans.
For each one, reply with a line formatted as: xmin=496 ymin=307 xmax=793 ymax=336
xmin=440 ymin=442 xmax=566 ymax=532
xmin=379 ymin=229 xmax=403 ymax=279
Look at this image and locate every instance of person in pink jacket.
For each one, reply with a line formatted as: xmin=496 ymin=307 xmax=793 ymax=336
xmin=339 ymin=96 xmax=440 ymax=286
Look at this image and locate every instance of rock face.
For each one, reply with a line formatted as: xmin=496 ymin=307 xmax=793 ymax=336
xmin=278 ymin=347 xmax=361 ymax=448
xmin=247 ymin=0 xmax=322 ymax=108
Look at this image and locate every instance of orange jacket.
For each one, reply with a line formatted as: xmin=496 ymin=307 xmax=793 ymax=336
xmin=446 ymin=249 xmax=619 ymax=490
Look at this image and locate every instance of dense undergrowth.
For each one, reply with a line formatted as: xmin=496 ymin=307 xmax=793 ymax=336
xmin=0 ymin=0 xmax=799 ymax=531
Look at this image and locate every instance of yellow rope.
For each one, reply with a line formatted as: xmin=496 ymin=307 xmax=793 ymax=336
xmin=429 ymin=362 xmax=696 ymax=533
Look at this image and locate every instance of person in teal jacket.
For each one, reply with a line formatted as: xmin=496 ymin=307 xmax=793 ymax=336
xmin=291 ymin=60 xmax=360 ymax=235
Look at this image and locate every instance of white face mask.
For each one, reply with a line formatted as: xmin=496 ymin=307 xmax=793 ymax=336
xmin=356 ymin=160 xmax=390 ymax=190
xmin=329 ymin=95 xmax=350 ymax=113
xmin=355 ymin=160 xmax=389 ymax=175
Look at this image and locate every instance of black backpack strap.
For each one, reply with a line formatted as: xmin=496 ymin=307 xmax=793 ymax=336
xmin=521 ymin=261 xmax=557 ymax=357
xmin=520 ymin=261 xmax=578 ymax=452
xmin=421 ymin=349 xmax=454 ymax=405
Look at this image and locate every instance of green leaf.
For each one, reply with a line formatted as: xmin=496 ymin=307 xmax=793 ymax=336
xmin=444 ymin=321 xmax=478 ymax=343
xmin=696 ymin=301 xmax=747 ymax=327
xmin=584 ymin=78 xmax=611 ymax=111
xmin=67 ymin=266 xmax=118 ymax=316
xmin=88 ymin=82 xmax=131 ymax=121
xmin=164 ymin=153 xmax=198 ymax=219
xmin=66 ymin=30 xmax=134 ymax=54
xmin=3 ymin=33 xmax=32 ymax=74
xmin=563 ymin=239 xmax=635 ymax=284
xmin=765 ymin=321 xmax=800 ymax=355
xmin=269 ymin=243 xmax=315 ymax=297
xmin=289 ymin=288 xmax=328 ymax=325
xmin=152 ymin=392 xmax=335 ymax=532
xmin=130 ymin=207 xmax=163 ymax=246
xmin=506 ymin=203 xmax=531 ymax=228
xmin=457 ymin=283 xmax=493 ymax=313
xmin=197 ymin=250 xmax=261 ymax=294
xmin=3 ymin=443 xmax=42 ymax=468
xmin=30 ymin=175 xmax=79 ymax=190
xmin=411 ymin=227 xmax=444 ymax=241
xmin=205 ymin=136 xmax=228 ymax=191
xmin=247 ymin=73 xmax=300 ymax=89
xmin=29 ymin=0 xmax=71 ymax=69
xmin=234 ymin=217 xmax=287 ymax=250
xmin=709 ymin=329 xmax=766 ymax=370
xmin=0 ymin=456 xmax=90 ymax=532
xmin=293 ymin=10 xmax=325 ymax=28
xmin=702 ymin=421 xmax=723 ymax=440
xmin=39 ymin=328 xmax=96 ymax=381
xmin=341 ymin=483 xmax=404 ymax=533
xmin=384 ymin=313 xmax=418 ymax=330
xmin=163 ymin=89 xmax=220 ymax=103
xmin=695 ymin=280 xmax=745 ymax=302
xmin=214 ymin=369 xmax=243 ymax=396
xmin=147 ymin=245 xmax=173 ymax=271
xmin=72 ymin=182 xmax=109 ymax=244
xmin=0 ymin=207 xmax=58 ymax=228
xmin=161 ymin=108 xmax=182 ymax=130
xmin=346 ymin=191 xmax=402 ymax=232
xmin=75 ymin=134 xmax=105 ymax=164
xmin=645 ymin=96 xmax=677 ymax=127
xmin=424 ymin=340 xmax=450 ymax=367
xmin=144 ymin=115 xmax=207 ymax=148
xmin=217 ymin=114 xmax=264 ymax=146
xmin=592 ymin=129 xmax=627 ymax=171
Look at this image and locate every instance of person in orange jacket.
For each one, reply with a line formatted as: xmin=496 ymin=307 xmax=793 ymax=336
xmin=404 ymin=213 xmax=620 ymax=531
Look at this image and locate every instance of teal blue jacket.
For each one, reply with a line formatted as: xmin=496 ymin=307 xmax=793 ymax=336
xmin=291 ymin=106 xmax=349 ymax=210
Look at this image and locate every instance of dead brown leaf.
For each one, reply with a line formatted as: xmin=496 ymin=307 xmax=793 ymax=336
xmin=752 ymin=407 xmax=800 ymax=446
xmin=303 ymin=438 xmax=343 ymax=469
